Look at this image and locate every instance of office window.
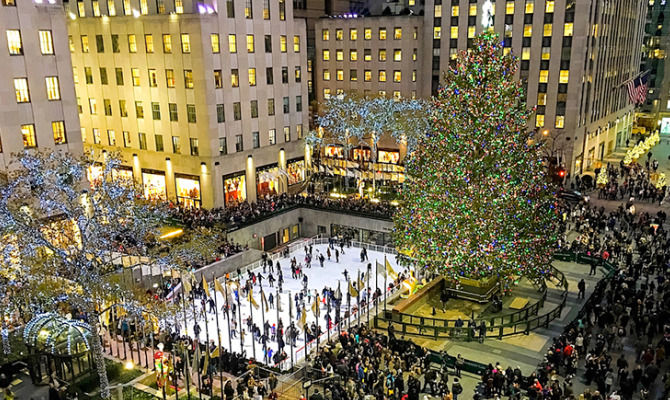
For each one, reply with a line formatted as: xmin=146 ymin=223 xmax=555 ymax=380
xmin=468 ymin=26 xmax=476 ymax=38
xmin=216 ymin=104 xmax=225 ymax=123
xmin=145 ymin=35 xmax=154 ymax=53
xmin=139 ymin=0 xmax=148 ymax=14
xmin=163 ymin=34 xmax=172 ymax=53
xmin=226 ymin=0 xmax=234 ymax=17
xmin=267 ymin=98 xmax=275 ymax=115
xmin=394 ymin=28 xmax=402 ymax=40
xmin=135 ymin=101 xmax=143 ymax=118
xmin=77 ymin=97 xmax=82 ymax=114
xmin=181 ymin=34 xmax=190 ymax=53
xmin=266 ymin=67 xmax=274 ymax=84
xmin=128 ymin=34 xmax=136 ymax=53
xmin=85 ymin=67 xmax=93 ymax=84
xmin=280 ymin=35 xmax=287 ymax=52
xmin=323 ymin=88 xmax=331 ymax=99
xmin=469 ymin=4 xmax=477 ymax=15
xmin=543 ymin=24 xmax=552 ymax=36
xmin=379 ymin=28 xmax=387 ymax=40
xmin=545 ymin=0 xmax=554 ymax=12
xmin=250 ymin=100 xmax=258 ymax=118
xmin=249 ymin=131 xmax=258 ymax=149
xmin=187 ymin=104 xmax=196 ymax=123
xmin=522 ymin=48 xmax=531 ymax=60
xmin=244 ymin=0 xmax=252 ymax=18
xmin=336 ymin=49 xmax=343 ymax=61
xmin=39 ymin=30 xmax=54 ymax=55
xmin=228 ymin=34 xmax=237 ymax=53
xmin=539 ymin=70 xmax=549 ymax=83
xmin=172 ymin=136 xmax=180 ymax=153
xmin=284 ymin=126 xmax=290 ymax=142
xmin=155 ymin=134 xmax=164 ymax=151
xmin=190 ymin=138 xmax=199 ymax=156
xmin=81 ymin=35 xmax=90 ymax=53
xmin=523 ymin=25 xmax=532 ymax=37
xmin=248 ymin=68 xmax=256 ymax=86
xmin=322 ymin=29 xmax=330 ymax=41
xmin=295 ymin=66 xmax=301 ymax=82
xmin=435 ymin=4 xmax=442 ymax=17
xmin=323 ymin=69 xmax=331 ymax=81
xmin=21 ymin=124 xmax=36 ymax=148
xmin=235 ymin=134 xmax=243 ymax=152
xmin=296 ymin=125 xmax=303 ymax=139
xmin=99 ymin=67 xmax=108 ymax=85
xmin=184 ymin=70 xmax=194 ymax=88
xmin=335 ymin=29 xmax=343 ymax=40
xmin=108 ymin=0 xmax=116 ymax=16
xmin=119 ymin=100 xmax=128 ymax=117
xmin=350 ymin=29 xmax=358 ymax=41
xmin=336 ymin=69 xmax=344 ymax=81
xmin=536 ymin=114 xmax=545 ymax=128
xmin=92 ymin=129 xmax=101 ymax=145
xmin=555 ymin=115 xmax=564 ymax=129
xmin=379 ymin=70 xmax=387 ymax=82
xmin=231 ymin=69 xmax=239 ymax=87
xmin=107 ymin=130 xmax=116 ymax=146
xmin=14 ymin=78 xmax=29 ymax=103
xmin=151 ymin=102 xmax=161 ymax=120
xmin=265 ymin=35 xmax=272 ymax=53
xmin=278 ymin=0 xmax=285 ymax=19
xmin=73 ymin=67 xmax=79 ymax=85
xmin=269 ymin=129 xmax=276 ymax=145
xmin=393 ymin=49 xmax=402 ymax=61
xmin=350 ymin=50 xmax=358 ymax=61
xmin=283 ymin=96 xmax=289 ymax=113
xmin=378 ymin=49 xmax=387 ymax=61
xmin=364 ymin=70 xmax=372 ymax=82
xmin=131 ymin=68 xmax=140 ymax=86
xmin=246 ymin=34 xmax=255 ymax=53
xmin=103 ymin=99 xmax=112 ymax=115
xmin=233 ymin=102 xmax=241 ymax=120
xmin=77 ymin=1 xmax=86 ymax=16
xmin=294 ymin=35 xmax=300 ymax=52
xmin=364 ymin=49 xmax=372 ymax=61
xmin=525 ymin=1 xmax=534 ymax=13
xmin=219 ymin=137 xmax=227 ymax=155
xmin=89 ymin=98 xmax=98 ymax=114
xmin=282 ymin=67 xmax=288 ymax=83
xmin=412 ymin=70 xmax=416 ymax=82
xmin=541 ymin=47 xmax=551 ymax=60
xmin=537 ymin=93 xmax=547 ymax=106
xmin=157 ymin=0 xmax=166 ymax=13
xmin=166 ymin=69 xmax=175 ymax=87
xmin=214 ymin=69 xmax=223 ymax=88
xmin=564 ymin=23 xmax=574 ymax=36
xmin=169 ymin=103 xmax=178 ymax=121
xmin=393 ymin=71 xmax=401 ymax=82
xmin=263 ymin=0 xmax=270 ymax=19
xmin=139 ymin=132 xmax=147 ymax=150
xmin=296 ymin=95 xmax=302 ymax=112
xmin=413 ymin=48 xmax=417 ymax=61
xmin=148 ymin=69 xmax=158 ymax=87
xmin=123 ymin=131 xmax=131 ymax=148
xmin=112 ymin=34 xmax=120 ymax=52
xmin=322 ymin=50 xmax=330 ymax=61
xmin=436 ymin=26 xmax=443 ymax=39
xmin=559 ymin=70 xmax=569 ymax=84
xmin=364 ymin=28 xmax=372 ymax=40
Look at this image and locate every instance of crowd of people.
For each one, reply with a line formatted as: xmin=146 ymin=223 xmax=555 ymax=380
xmin=590 ymin=160 xmax=667 ymax=204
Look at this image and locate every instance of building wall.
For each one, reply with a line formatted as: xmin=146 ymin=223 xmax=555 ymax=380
xmin=66 ymin=0 xmax=309 ymax=208
xmin=0 ymin=0 xmax=81 ymax=168
xmin=640 ymin=1 xmax=670 ymax=130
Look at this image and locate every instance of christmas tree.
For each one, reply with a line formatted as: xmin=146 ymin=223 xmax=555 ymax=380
xmin=393 ymin=33 xmax=558 ymax=280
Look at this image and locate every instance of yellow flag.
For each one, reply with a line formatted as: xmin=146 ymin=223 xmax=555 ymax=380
xmin=376 ymin=260 xmax=386 ymax=278
xmin=211 ymin=346 xmax=220 ymax=358
xmin=300 ymin=306 xmax=307 ymax=328
xmin=385 ymin=257 xmax=397 ymax=280
xmin=358 ymin=274 xmax=365 ymax=290
xmin=202 ymin=275 xmax=210 ymax=298
xmin=214 ymin=278 xmax=225 ymax=296
xmin=261 ymin=290 xmax=269 ymax=313
xmin=248 ymin=289 xmax=260 ymax=310
xmin=312 ymin=295 xmax=320 ymax=317
xmin=349 ymin=280 xmax=359 ymax=298
xmin=182 ymin=276 xmax=192 ymax=294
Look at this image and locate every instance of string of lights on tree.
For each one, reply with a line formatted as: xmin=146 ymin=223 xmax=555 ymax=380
xmin=393 ymin=33 xmax=558 ymax=281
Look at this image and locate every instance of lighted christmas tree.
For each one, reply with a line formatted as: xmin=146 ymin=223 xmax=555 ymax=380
xmin=393 ymin=33 xmax=558 ymax=280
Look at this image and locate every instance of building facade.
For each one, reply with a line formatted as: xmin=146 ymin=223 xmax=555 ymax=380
xmin=0 ymin=0 xmax=81 ymax=168
xmin=640 ymin=0 xmax=670 ymax=133
xmin=66 ymin=0 xmax=309 ymax=208
xmin=315 ymin=0 xmax=647 ymax=175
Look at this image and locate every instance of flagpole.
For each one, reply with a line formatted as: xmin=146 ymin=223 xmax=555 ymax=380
xmin=178 ymin=273 xmax=192 ymax=400
xmin=260 ymin=286 xmax=268 ymax=364
xmin=288 ymin=290 xmax=294 ymax=369
xmin=236 ymin=281 xmax=244 ymax=358
xmin=201 ymin=280 xmax=212 ymax=384
xmin=188 ymin=285 xmax=203 ymax=400
xmin=326 ymin=289 xmax=331 ymax=343
xmin=248 ymin=288 xmax=256 ymax=360
xmin=212 ymin=278 xmax=225 ymax=397
xmin=347 ymin=276 xmax=351 ymax=331
xmin=223 ymin=278 xmax=232 ymax=356
xmin=384 ymin=256 xmax=388 ymax=316
xmin=275 ymin=289 xmax=280 ymax=366
xmin=357 ymin=270 xmax=361 ymax=328
xmin=375 ymin=260 xmax=379 ymax=329
xmin=366 ymin=266 xmax=371 ymax=326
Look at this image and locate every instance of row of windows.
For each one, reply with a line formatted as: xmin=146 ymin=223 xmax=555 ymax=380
xmin=432 ymin=21 xmax=571 ymax=40
xmin=3 ymin=121 xmax=68 ymax=151
xmin=219 ymin=125 xmax=301 ymax=155
xmin=535 ymin=114 xmax=565 ymax=129
xmin=322 ymin=88 xmax=414 ymax=101
xmin=79 ymin=96 xmax=303 ymax=121
xmin=433 ymin=1 xmax=554 ymax=19
xmin=322 ymin=48 xmax=416 ymax=62
xmin=322 ymin=69 xmax=414 ymax=83
xmin=13 ymin=77 xmax=61 ymax=103
xmin=322 ymin=27 xmax=415 ymax=41
xmin=72 ymin=33 xmax=300 ymax=55
xmin=6 ymin=29 xmax=54 ymax=55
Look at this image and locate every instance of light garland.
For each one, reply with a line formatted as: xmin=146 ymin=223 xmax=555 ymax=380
xmin=623 ymin=131 xmax=660 ymax=166
xmin=596 ymin=167 xmax=609 ymax=187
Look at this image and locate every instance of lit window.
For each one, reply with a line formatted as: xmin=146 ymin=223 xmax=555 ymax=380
xmin=39 ymin=30 xmax=54 ymax=55
xmin=543 ymin=24 xmax=553 ymax=36
xmin=364 ymin=28 xmax=372 ymax=40
xmin=535 ymin=115 xmax=545 ymax=128
xmin=148 ymin=69 xmax=158 ymax=87
xmin=350 ymin=69 xmax=357 ymax=81
xmin=378 ymin=49 xmax=387 ymax=62
xmin=350 ymin=29 xmax=358 ymax=40
xmin=364 ymin=49 xmax=372 ymax=61
xmin=378 ymin=90 xmax=386 ymax=97
xmin=322 ymin=29 xmax=330 ymax=41
xmin=412 ymin=70 xmax=417 ymax=82
xmin=208 ymin=34 xmax=219 ymax=53
xmin=131 ymin=68 xmax=141 ymax=86
xmin=145 ymin=34 xmax=154 ymax=53
xmin=280 ymin=35 xmax=287 ymax=52
xmin=525 ymin=1 xmax=534 ymax=13
xmin=435 ymin=26 xmax=443 ymax=39
xmin=323 ymin=69 xmax=330 ymax=81
xmin=45 ymin=77 xmax=60 ymax=100
xmin=506 ymin=1 xmax=514 ymax=14
xmin=394 ymin=28 xmax=402 ymax=40
xmin=248 ymin=68 xmax=256 ymax=86
xmin=559 ymin=70 xmax=569 ymax=83
xmin=539 ymin=70 xmax=549 ymax=83
xmin=503 ymin=48 xmax=511 ymax=56
xmin=294 ymin=35 xmax=300 ymax=52
xmin=379 ymin=28 xmax=387 ymax=40
xmin=450 ymin=26 xmax=458 ymax=39
xmin=77 ymin=1 xmax=86 ymax=16
xmin=166 ymin=69 xmax=175 ymax=87
xmin=452 ymin=5 xmax=459 ymax=16
xmin=107 ymin=0 xmax=116 ymax=16
xmin=335 ymin=29 xmax=343 ymax=41
xmin=564 ymin=23 xmax=574 ymax=36
xmin=52 ymin=121 xmax=66 ymax=144
xmin=469 ymin=4 xmax=477 ymax=16
xmin=555 ymin=115 xmax=565 ymax=128
xmin=434 ymin=5 xmax=442 ymax=17
xmin=393 ymin=49 xmax=402 ymax=61
xmin=247 ymin=34 xmax=255 ymax=52
xmin=184 ymin=69 xmax=194 ymax=88
xmin=175 ymin=0 xmax=183 ymax=13
xmin=545 ymin=0 xmax=554 ymax=12
xmin=181 ymin=34 xmax=190 ymax=53
xmin=541 ymin=47 xmax=551 ymax=59
xmin=244 ymin=0 xmax=252 ymax=18
xmin=140 ymin=0 xmax=149 ymax=14
xmin=364 ymin=70 xmax=372 ymax=81
xmin=14 ymin=78 xmax=29 ymax=103
xmin=21 ymin=124 xmax=37 ymax=148
xmin=336 ymin=69 xmax=343 ymax=81
xmin=69 ymin=36 xmax=74 ymax=52
xmin=350 ymin=50 xmax=358 ymax=61
xmin=393 ymin=71 xmax=401 ymax=82
xmin=323 ymin=88 xmax=331 ymax=99
xmin=393 ymin=91 xmax=401 ymax=100
xmin=123 ymin=0 xmax=131 ymax=15
xmin=537 ymin=93 xmax=546 ymax=106
xmin=128 ymin=34 xmax=136 ymax=53
xmin=468 ymin=26 xmax=476 ymax=38
xmin=279 ymin=0 xmax=285 ymax=19
xmin=6 ymin=30 xmax=22 ymax=55
xmin=228 ymin=34 xmax=237 ymax=53
xmin=379 ymin=70 xmax=386 ymax=82
xmin=163 ymin=34 xmax=172 ymax=53
xmin=322 ymin=49 xmax=330 ymax=61
xmin=413 ymin=48 xmax=417 ymax=60
xmin=231 ymin=69 xmax=239 ymax=87
xmin=522 ymin=48 xmax=531 ymax=60
xmin=524 ymin=25 xmax=532 ymax=37
xmin=336 ymin=49 xmax=343 ymax=61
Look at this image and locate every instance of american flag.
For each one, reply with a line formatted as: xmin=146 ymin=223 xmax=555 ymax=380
xmin=627 ymin=73 xmax=649 ymax=105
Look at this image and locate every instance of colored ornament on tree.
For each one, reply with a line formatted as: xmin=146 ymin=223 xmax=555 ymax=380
xmin=393 ymin=33 xmax=558 ymax=280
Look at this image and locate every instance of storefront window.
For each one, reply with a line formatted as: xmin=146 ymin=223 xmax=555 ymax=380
xmin=175 ymin=175 xmax=201 ymax=208
xmin=224 ymin=174 xmax=246 ymax=205
xmin=287 ymin=159 xmax=306 ymax=185
xmin=142 ymin=170 xmax=167 ymax=201
xmin=353 ymin=148 xmax=371 ymax=161
xmin=378 ymin=150 xmax=400 ymax=164
xmin=87 ymin=164 xmax=103 ymax=187
xmin=324 ymin=145 xmax=344 ymax=158
xmin=112 ymin=167 xmax=134 ymax=183
xmin=256 ymin=164 xmax=280 ymax=197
